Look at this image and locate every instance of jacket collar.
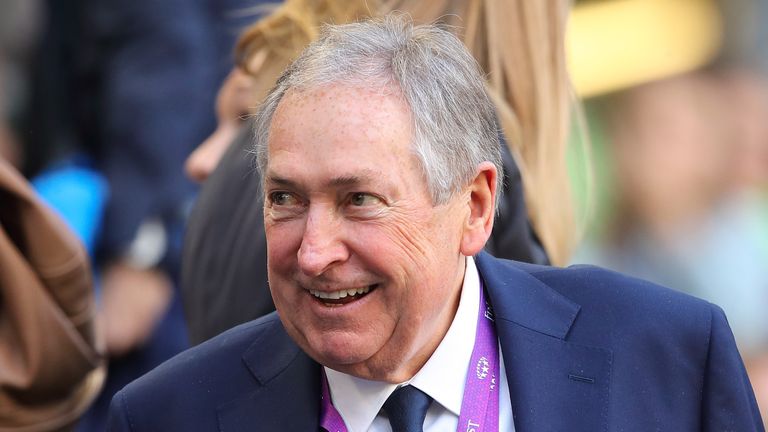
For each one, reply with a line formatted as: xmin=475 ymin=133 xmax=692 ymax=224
xmin=476 ymin=252 xmax=580 ymax=338
xmin=476 ymin=252 xmax=612 ymax=431
xmin=216 ymin=315 xmax=321 ymax=430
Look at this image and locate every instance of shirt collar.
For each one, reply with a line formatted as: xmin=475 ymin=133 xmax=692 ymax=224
xmin=325 ymin=256 xmax=481 ymax=432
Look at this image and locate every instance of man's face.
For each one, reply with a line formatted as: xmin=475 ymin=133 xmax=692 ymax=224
xmin=263 ymin=84 xmax=469 ymax=382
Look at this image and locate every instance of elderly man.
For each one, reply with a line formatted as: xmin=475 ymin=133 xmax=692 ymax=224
xmin=107 ymin=16 xmax=762 ymax=431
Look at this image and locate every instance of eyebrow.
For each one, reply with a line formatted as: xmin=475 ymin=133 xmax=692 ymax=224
xmin=265 ymin=169 xmax=380 ymax=189
xmin=329 ymin=173 xmax=372 ymax=187
xmin=264 ymin=175 xmax=298 ymax=188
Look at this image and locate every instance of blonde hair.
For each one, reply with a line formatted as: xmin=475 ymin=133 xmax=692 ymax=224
xmin=236 ymin=0 xmax=575 ymax=265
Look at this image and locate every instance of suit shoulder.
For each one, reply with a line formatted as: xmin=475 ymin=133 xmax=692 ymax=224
xmin=529 ymin=263 xmax=721 ymax=345
xmin=141 ymin=312 xmax=280 ymax=381
xmin=108 ymin=313 xmax=316 ymax=430
xmin=482 ymin=254 xmax=717 ymax=337
xmin=530 ymin=263 xmax=710 ymax=311
xmin=111 ymin=313 xmax=283 ymax=423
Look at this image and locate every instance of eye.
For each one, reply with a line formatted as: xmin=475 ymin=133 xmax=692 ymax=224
xmin=266 ymin=191 xmax=305 ymax=220
xmin=348 ymin=192 xmax=382 ymax=207
xmin=269 ymin=191 xmax=300 ymax=207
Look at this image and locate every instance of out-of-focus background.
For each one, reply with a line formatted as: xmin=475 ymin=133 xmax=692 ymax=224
xmin=1 ymin=0 xmax=274 ymax=429
xmin=0 ymin=0 xmax=766 ymax=429
xmin=566 ymin=0 xmax=768 ymax=420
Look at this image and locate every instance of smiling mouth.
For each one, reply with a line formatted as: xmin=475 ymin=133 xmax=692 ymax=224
xmin=309 ymin=284 xmax=378 ymax=306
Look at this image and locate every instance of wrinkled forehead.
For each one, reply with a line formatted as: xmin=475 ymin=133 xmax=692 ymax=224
xmin=267 ymin=83 xmax=413 ymax=146
xmin=267 ymin=82 xmax=415 ymax=152
xmin=262 ymin=82 xmax=430 ymax=200
xmin=255 ymin=80 xmax=425 ymax=194
xmin=277 ymin=81 xmax=406 ymax=115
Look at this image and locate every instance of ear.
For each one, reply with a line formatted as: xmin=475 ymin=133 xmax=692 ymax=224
xmin=460 ymin=161 xmax=497 ymax=256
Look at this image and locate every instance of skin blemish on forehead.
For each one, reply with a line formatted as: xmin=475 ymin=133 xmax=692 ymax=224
xmin=284 ymin=83 xmax=406 ymax=111
xmin=274 ymin=87 xmax=413 ymax=154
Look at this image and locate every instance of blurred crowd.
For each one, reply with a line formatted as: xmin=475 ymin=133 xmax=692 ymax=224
xmin=1 ymin=0 xmax=271 ymax=429
xmin=572 ymin=0 xmax=768 ymax=414
xmin=575 ymin=66 xmax=768 ymax=415
xmin=1 ymin=0 xmax=767 ymax=430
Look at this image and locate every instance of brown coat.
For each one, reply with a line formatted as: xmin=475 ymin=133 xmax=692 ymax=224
xmin=0 ymin=159 xmax=104 ymax=432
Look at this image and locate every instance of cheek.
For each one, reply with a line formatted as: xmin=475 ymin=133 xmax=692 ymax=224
xmin=265 ymin=221 xmax=304 ymax=277
xmin=348 ymin=214 xmax=449 ymax=291
xmin=380 ymin=214 xmax=437 ymax=261
xmin=379 ymin=210 xmax=461 ymax=263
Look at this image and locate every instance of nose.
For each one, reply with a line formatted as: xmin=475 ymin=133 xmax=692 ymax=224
xmin=297 ymin=206 xmax=349 ymax=277
xmin=184 ymin=123 xmax=239 ymax=183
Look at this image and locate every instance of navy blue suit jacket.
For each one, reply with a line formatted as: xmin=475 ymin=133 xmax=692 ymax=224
xmin=107 ymin=253 xmax=763 ymax=431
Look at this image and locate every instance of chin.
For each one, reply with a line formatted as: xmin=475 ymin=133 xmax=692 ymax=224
xmin=313 ymin=343 xmax=409 ymax=383
xmin=314 ymin=342 xmax=372 ymax=367
xmin=299 ymin=330 xmax=375 ymax=368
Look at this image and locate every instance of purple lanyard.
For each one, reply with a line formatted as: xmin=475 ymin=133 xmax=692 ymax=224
xmin=319 ymin=280 xmax=500 ymax=432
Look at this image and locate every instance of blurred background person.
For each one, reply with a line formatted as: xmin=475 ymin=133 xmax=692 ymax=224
xmin=576 ymin=68 xmax=768 ymax=421
xmin=67 ymin=2 xmax=275 ymax=430
xmin=0 ymin=158 xmax=104 ymax=430
xmin=0 ymin=0 xmax=40 ymax=168
xmin=2 ymin=3 xmax=104 ymax=430
xmin=1 ymin=3 xmax=105 ymax=429
xmin=4 ymin=0 xmax=271 ymax=430
xmin=568 ymin=0 xmax=768 ymax=422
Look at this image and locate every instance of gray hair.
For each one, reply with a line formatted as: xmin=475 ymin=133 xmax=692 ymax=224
xmin=252 ymin=14 xmax=503 ymax=209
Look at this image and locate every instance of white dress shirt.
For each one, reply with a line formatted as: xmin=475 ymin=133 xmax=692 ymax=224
xmin=325 ymin=256 xmax=515 ymax=431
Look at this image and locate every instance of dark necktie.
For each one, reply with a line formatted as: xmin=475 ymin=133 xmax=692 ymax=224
xmin=382 ymin=385 xmax=433 ymax=432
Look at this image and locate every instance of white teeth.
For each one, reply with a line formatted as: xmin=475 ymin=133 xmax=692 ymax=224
xmin=310 ymin=285 xmax=372 ymax=300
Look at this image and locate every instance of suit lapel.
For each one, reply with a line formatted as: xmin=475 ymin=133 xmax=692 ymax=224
xmin=476 ymin=253 xmax=612 ymax=431
xmin=216 ymin=317 xmax=321 ymax=431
